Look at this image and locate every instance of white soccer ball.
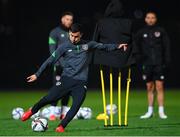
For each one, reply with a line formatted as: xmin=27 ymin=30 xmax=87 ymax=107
xmin=12 ymin=107 xmax=24 ymax=120
xmin=78 ymin=107 xmax=92 ymax=119
xmin=31 ymin=117 xmax=48 ymax=132
xmin=31 ymin=110 xmax=40 ymax=119
xmin=54 ymin=106 xmax=61 ymax=117
xmin=41 ymin=107 xmax=51 ymax=118
xmin=106 ymin=104 xmax=117 ymax=115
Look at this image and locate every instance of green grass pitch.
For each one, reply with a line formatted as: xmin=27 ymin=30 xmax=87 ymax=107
xmin=0 ymin=89 xmax=180 ymax=136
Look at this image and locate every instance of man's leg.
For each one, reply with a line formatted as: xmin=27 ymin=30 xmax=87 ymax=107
xmin=51 ymin=72 xmax=60 ymax=107
xmin=154 ymin=65 xmax=167 ymax=119
xmin=147 ymin=81 xmax=155 ymax=107
xmin=60 ymin=94 xmax=70 ymax=119
xmin=140 ymin=66 xmax=154 ymax=119
xmin=155 ymin=80 xmax=164 ymax=106
xmin=155 ymin=80 xmax=167 ymax=119
xmin=56 ymin=83 xmax=87 ymax=132
xmin=49 ymin=101 xmax=58 ymax=120
xmin=49 ymin=84 xmax=59 ymax=120
xmin=49 ymin=66 xmax=61 ymax=120
xmin=140 ymin=81 xmax=155 ymax=119
xmin=51 ymin=66 xmax=70 ymax=120
xmin=21 ymin=85 xmax=61 ymax=121
xmin=32 ymin=86 xmax=64 ymax=114
xmin=22 ymin=77 xmax=73 ymax=121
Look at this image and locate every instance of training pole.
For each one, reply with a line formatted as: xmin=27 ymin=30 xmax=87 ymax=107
xmin=124 ymin=68 xmax=131 ymax=126
xmin=100 ymin=65 xmax=107 ymax=126
xmin=110 ymin=67 xmax=113 ymax=126
xmin=118 ymin=70 xmax=122 ymax=126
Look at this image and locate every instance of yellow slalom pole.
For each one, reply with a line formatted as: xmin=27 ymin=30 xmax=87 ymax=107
xmin=124 ymin=68 xmax=131 ymax=126
xmin=100 ymin=65 xmax=107 ymax=126
xmin=118 ymin=70 xmax=122 ymax=126
xmin=110 ymin=67 xmax=113 ymax=126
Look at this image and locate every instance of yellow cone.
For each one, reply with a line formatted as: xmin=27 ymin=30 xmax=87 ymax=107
xmin=96 ymin=113 xmax=109 ymax=120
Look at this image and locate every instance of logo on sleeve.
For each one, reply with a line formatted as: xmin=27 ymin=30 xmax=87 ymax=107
xmin=61 ymin=34 xmax=65 ymax=38
xmin=154 ymin=31 xmax=161 ymax=37
xmin=56 ymin=82 xmax=61 ymax=86
xmin=56 ymin=76 xmax=61 ymax=81
xmin=160 ymin=75 xmax=165 ymax=80
xmin=52 ymin=52 xmax=56 ymax=57
xmin=82 ymin=44 xmax=88 ymax=51
xmin=84 ymin=85 xmax=87 ymax=90
xmin=142 ymin=75 xmax=147 ymax=80
xmin=143 ymin=33 xmax=148 ymax=38
xmin=68 ymin=49 xmax=72 ymax=52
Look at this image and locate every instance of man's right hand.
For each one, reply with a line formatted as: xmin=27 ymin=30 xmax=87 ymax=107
xmin=27 ymin=74 xmax=37 ymax=82
xmin=118 ymin=44 xmax=128 ymax=51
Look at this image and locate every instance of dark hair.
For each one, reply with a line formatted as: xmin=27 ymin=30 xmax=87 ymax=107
xmin=61 ymin=11 xmax=74 ymax=18
xmin=70 ymin=23 xmax=83 ymax=33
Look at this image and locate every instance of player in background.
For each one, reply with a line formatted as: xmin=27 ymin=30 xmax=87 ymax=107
xmin=135 ymin=12 xmax=171 ymax=119
xmin=48 ymin=11 xmax=73 ymax=120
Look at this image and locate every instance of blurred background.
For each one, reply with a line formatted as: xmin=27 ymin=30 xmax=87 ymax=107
xmin=0 ymin=0 xmax=180 ymax=90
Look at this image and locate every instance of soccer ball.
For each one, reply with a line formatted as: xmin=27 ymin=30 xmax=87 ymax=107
xmin=31 ymin=110 xmax=40 ymax=119
xmin=106 ymin=104 xmax=117 ymax=115
xmin=78 ymin=107 xmax=92 ymax=119
xmin=41 ymin=107 xmax=51 ymax=118
xmin=31 ymin=117 xmax=48 ymax=132
xmin=12 ymin=107 xmax=24 ymax=120
xmin=54 ymin=106 xmax=61 ymax=117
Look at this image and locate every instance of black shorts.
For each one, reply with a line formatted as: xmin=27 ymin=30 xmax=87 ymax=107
xmin=142 ymin=65 xmax=165 ymax=82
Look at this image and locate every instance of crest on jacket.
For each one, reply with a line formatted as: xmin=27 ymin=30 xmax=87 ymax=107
xmin=154 ymin=31 xmax=161 ymax=37
xmin=82 ymin=44 xmax=88 ymax=51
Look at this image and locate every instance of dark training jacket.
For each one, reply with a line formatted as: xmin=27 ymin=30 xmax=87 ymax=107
xmin=93 ymin=0 xmax=136 ymax=68
xmin=35 ymin=40 xmax=119 ymax=81
xmin=135 ymin=25 xmax=171 ymax=66
xmin=49 ymin=24 xmax=69 ymax=66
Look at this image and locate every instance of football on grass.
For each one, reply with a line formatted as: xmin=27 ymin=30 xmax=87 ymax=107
xmin=12 ymin=107 xmax=24 ymax=120
xmin=78 ymin=107 xmax=92 ymax=119
xmin=106 ymin=104 xmax=117 ymax=115
xmin=31 ymin=117 xmax=48 ymax=132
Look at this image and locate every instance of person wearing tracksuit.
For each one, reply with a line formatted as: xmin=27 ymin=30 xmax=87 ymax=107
xmin=48 ymin=11 xmax=73 ymax=120
xmin=21 ymin=23 xmax=127 ymax=133
xmin=135 ymin=12 xmax=171 ymax=119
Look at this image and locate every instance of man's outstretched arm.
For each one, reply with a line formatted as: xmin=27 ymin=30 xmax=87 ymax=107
xmin=27 ymin=46 xmax=65 ymax=82
xmin=87 ymin=41 xmax=127 ymax=51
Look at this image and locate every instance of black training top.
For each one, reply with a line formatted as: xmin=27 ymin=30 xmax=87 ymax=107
xmin=49 ymin=24 xmax=69 ymax=66
xmin=135 ymin=25 xmax=171 ymax=66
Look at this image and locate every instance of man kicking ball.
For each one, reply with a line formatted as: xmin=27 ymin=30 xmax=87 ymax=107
xmin=21 ymin=23 xmax=127 ymax=133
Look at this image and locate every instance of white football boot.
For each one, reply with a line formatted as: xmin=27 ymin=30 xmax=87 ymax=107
xmin=140 ymin=112 xmax=153 ymax=119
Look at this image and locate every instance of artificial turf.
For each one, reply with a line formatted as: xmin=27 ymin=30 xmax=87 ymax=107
xmin=0 ymin=89 xmax=180 ymax=136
